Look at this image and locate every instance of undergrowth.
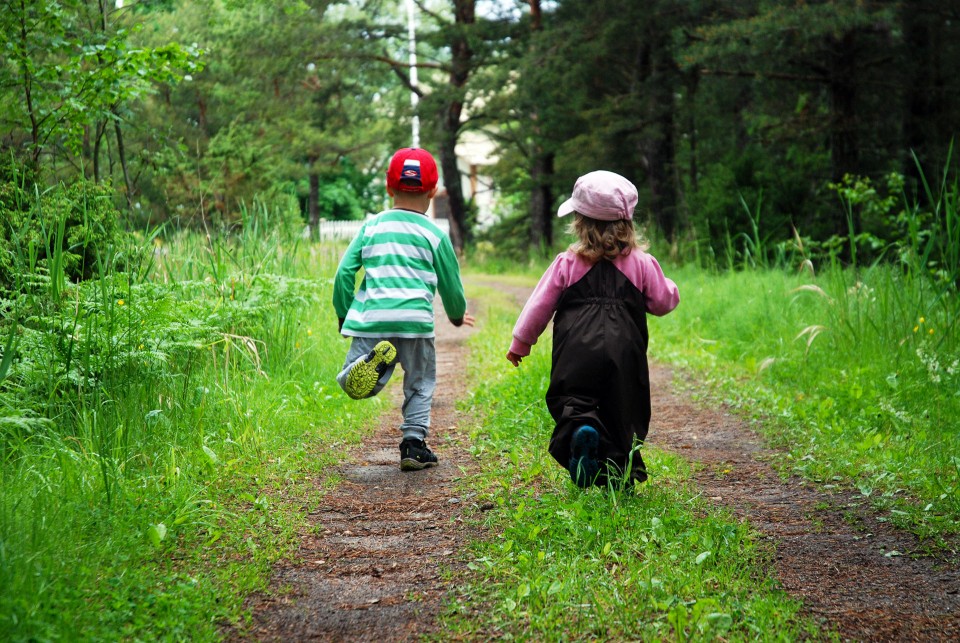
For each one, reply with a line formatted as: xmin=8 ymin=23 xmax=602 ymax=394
xmin=0 ymin=196 xmax=381 ymax=640
xmin=654 ymin=263 xmax=959 ymax=543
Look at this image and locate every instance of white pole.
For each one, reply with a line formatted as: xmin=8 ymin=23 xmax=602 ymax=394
xmin=405 ymin=0 xmax=420 ymax=148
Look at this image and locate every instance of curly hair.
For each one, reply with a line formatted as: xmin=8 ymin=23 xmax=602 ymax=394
xmin=567 ymin=214 xmax=645 ymax=263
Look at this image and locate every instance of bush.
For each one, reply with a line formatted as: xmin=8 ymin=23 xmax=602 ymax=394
xmin=0 ymin=178 xmax=135 ymax=291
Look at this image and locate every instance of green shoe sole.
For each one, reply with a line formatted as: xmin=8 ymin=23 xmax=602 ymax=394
xmin=345 ymin=341 xmax=397 ymax=399
xmin=400 ymin=458 xmax=438 ymax=471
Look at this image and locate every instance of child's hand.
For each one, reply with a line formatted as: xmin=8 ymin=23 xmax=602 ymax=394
xmin=456 ymin=312 xmax=476 ymax=327
xmin=506 ymin=351 xmax=523 ymax=367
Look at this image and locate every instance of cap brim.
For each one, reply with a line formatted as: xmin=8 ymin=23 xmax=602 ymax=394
xmin=557 ymin=198 xmax=577 ymax=217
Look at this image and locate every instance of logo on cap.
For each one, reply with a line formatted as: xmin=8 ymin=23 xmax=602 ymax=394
xmin=401 ymin=159 xmax=422 ymax=183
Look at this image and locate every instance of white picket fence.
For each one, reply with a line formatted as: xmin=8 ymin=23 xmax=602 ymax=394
xmin=311 ymin=218 xmax=450 ymax=241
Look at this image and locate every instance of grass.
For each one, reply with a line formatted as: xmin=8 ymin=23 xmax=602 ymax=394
xmin=652 ymin=262 xmax=959 ymax=542
xmin=0 ymin=199 xmax=385 ymax=640
xmin=2 ymin=174 xmax=956 ymax=638
xmin=438 ymin=283 xmax=824 ymax=641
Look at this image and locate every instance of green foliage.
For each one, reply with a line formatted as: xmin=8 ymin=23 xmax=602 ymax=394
xmin=0 ymin=178 xmax=135 ymax=289
xmin=0 ymin=230 xmax=384 ymax=640
xmin=130 ymin=0 xmax=395 ymax=225
xmin=0 ymin=0 xmax=200 ymax=175
xmin=314 ymin=177 xmax=365 ymax=220
xmin=438 ymin=283 xmax=820 ymax=640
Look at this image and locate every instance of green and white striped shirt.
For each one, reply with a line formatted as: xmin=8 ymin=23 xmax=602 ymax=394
xmin=333 ymin=209 xmax=467 ymax=338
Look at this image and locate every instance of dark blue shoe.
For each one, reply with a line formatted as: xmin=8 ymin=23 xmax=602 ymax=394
xmin=569 ymin=425 xmax=600 ymax=488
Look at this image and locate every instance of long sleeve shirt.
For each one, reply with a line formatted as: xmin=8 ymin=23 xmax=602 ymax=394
xmin=509 ymin=250 xmax=679 ymax=356
xmin=333 ymin=209 xmax=467 ymax=338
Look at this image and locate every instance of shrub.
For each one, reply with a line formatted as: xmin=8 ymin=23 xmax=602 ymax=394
xmin=0 ymin=177 xmax=135 ymax=291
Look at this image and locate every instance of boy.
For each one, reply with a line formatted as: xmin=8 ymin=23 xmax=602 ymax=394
xmin=333 ymin=147 xmax=475 ymax=471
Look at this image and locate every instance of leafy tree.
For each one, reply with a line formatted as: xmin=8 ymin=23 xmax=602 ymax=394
xmin=130 ymin=0 xmax=393 ymax=229
xmin=680 ymin=0 xmax=905 ymax=242
xmin=0 ymin=0 xmax=200 ymax=194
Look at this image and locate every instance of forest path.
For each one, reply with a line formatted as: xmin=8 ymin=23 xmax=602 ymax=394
xmin=232 ymin=296 xmax=478 ymax=642
xmin=649 ymin=366 xmax=960 ymax=640
xmin=235 ymin=278 xmax=960 ymax=641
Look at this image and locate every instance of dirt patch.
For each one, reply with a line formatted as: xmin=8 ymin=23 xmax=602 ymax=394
xmin=649 ymin=363 xmax=960 ymax=641
xmin=231 ymin=311 xmax=478 ymax=642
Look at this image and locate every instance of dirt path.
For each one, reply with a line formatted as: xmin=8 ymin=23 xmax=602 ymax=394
xmin=236 ymin=280 xmax=960 ymax=641
xmin=233 ymin=307 xmax=478 ymax=642
xmin=649 ymin=365 xmax=960 ymax=641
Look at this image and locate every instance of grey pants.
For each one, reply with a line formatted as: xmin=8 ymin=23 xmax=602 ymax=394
xmin=337 ymin=336 xmax=437 ymax=442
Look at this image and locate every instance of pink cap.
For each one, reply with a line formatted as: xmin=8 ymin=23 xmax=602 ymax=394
xmin=557 ymin=170 xmax=638 ymax=221
xmin=386 ymin=147 xmax=439 ymax=193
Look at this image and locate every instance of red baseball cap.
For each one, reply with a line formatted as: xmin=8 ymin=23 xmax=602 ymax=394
xmin=386 ymin=147 xmax=439 ymax=193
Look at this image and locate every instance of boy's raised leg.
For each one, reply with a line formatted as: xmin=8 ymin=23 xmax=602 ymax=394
xmin=341 ymin=340 xmax=397 ymax=400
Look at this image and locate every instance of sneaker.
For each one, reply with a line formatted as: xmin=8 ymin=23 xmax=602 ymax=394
xmin=569 ymin=425 xmax=600 ymax=488
xmin=344 ymin=340 xmax=397 ymax=399
xmin=399 ymin=438 xmax=439 ymax=471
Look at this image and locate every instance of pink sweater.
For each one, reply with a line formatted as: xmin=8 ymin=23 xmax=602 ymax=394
xmin=509 ymin=250 xmax=679 ymax=357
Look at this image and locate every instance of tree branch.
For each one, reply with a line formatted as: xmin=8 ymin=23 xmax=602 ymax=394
xmin=699 ymin=68 xmax=827 ymax=83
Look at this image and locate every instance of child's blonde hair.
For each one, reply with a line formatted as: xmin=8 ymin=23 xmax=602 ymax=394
xmin=568 ymin=213 xmax=646 ymax=262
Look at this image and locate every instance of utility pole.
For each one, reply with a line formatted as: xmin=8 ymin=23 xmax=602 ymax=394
xmin=405 ymin=0 xmax=420 ymax=147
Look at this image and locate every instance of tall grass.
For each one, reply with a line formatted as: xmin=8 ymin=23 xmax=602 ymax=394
xmin=0 ymin=194 xmax=381 ymax=639
xmin=655 ymin=166 xmax=960 ymax=541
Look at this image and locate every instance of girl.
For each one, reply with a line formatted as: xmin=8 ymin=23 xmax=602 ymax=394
xmin=506 ymin=171 xmax=679 ymax=487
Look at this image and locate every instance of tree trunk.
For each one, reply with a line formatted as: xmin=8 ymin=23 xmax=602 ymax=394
xmin=113 ymin=108 xmax=133 ymax=209
xmin=529 ymin=151 xmax=554 ymax=250
xmin=15 ymin=2 xmax=41 ymax=174
xmin=439 ymin=133 xmax=466 ymax=252
xmin=685 ymin=69 xmax=699 ymax=194
xmin=827 ymin=31 xmax=859 ymax=234
xmin=901 ymin=6 xmax=946 ymax=185
xmin=526 ymin=0 xmax=554 ymax=252
xmin=828 ymin=31 xmax=858 ymax=181
xmin=638 ymin=38 xmax=680 ymax=241
xmin=93 ymin=120 xmax=107 ymax=183
xmin=437 ymin=0 xmax=475 ymax=254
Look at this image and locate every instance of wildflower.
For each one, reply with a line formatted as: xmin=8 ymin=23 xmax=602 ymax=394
xmin=117 ymin=299 xmax=125 ymax=306
xmin=138 ymin=343 xmax=144 ymax=350
xmin=919 ymin=316 xmax=925 ymax=324
xmin=913 ymin=326 xmax=919 ymax=333
xmin=307 ymin=329 xmax=313 ymax=336
xmin=929 ymin=328 xmax=935 ymax=335
xmin=917 ymin=345 xmax=942 ymax=384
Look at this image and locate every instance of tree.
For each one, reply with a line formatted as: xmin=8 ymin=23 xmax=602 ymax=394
xmin=0 ymin=0 xmax=199 ymax=191
xmin=487 ymin=0 xmax=693 ymax=243
xmin=681 ymin=1 xmax=902 ymax=237
xmin=130 ymin=0 xmax=392 ymax=226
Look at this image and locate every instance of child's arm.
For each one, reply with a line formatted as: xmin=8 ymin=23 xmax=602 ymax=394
xmin=434 ymin=234 xmax=470 ymax=325
xmin=332 ymin=231 xmax=365 ymax=330
xmin=507 ymin=255 xmax=567 ymax=365
xmin=641 ymin=255 xmax=680 ymax=315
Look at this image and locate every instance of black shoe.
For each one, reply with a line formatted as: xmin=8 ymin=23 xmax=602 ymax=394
xmin=569 ymin=425 xmax=600 ymax=488
xmin=399 ymin=438 xmax=438 ymax=471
